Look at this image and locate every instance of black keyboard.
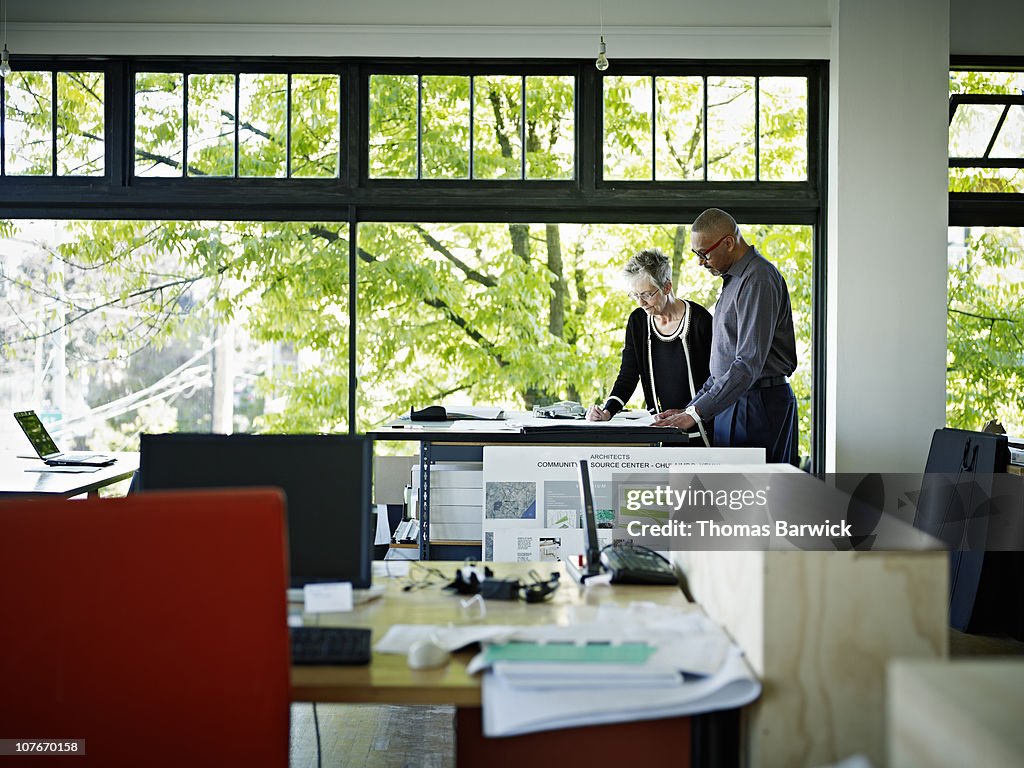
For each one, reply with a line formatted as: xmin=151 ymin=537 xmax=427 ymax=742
xmin=601 ymin=545 xmax=679 ymax=586
xmin=290 ymin=626 xmax=372 ymax=666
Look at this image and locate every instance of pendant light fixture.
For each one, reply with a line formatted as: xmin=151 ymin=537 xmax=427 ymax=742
xmin=0 ymin=0 xmax=11 ymax=79
xmin=595 ymin=2 xmax=609 ymax=71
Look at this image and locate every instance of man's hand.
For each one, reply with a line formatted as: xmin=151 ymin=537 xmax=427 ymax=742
xmin=652 ymin=408 xmax=696 ymax=429
xmin=586 ymin=405 xmax=611 ymax=422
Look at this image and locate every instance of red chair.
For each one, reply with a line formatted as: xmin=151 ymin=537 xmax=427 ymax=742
xmin=0 ymin=489 xmax=291 ymax=767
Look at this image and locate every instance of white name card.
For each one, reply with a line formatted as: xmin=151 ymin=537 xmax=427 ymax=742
xmin=303 ymin=582 xmax=354 ymax=613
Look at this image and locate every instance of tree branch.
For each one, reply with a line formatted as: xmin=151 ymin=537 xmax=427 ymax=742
xmin=305 ymin=224 xmax=507 ymax=365
xmin=411 ymin=225 xmax=498 ymax=287
xmin=949 ymin=307 xmax=1019 ymax=325
xmin=423 ymin=297 xmax=508 ymax=368
xmin=13 ymin=275 xmax=206 ymax=342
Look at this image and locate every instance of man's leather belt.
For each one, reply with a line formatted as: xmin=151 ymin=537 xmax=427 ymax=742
xmin=751 ymin=375 xmax=788 ymax=389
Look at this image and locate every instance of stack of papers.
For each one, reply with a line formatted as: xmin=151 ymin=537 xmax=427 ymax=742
xmin=474 ymin=609 xmax=760 ymax=736
xmin=481 ymin=646 xmax=759 ymax=736
xmin=374 ymin=605 xmax=761 ymax=737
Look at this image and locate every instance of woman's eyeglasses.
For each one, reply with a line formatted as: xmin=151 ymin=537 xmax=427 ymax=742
xmin=628 ymin=288 xmax=662 ymax=302
xmin=692 ymin=232 xmax=732 ymax=262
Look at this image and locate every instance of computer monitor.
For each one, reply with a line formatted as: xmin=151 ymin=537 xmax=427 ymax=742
xmin=576 ymin=459 xmax=603 ymax=578
xmin=138 ymin=433 xmax=372 ymax=589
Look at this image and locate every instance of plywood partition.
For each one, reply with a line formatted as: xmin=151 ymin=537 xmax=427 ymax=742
xmin=676 ymin=549 xmax=948 ymax=767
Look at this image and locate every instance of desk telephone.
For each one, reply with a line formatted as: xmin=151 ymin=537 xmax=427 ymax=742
xmin=599 ymin=542 xmax=679 ymax=585
xmin=533 ymin=401 xmax=586 ymax=419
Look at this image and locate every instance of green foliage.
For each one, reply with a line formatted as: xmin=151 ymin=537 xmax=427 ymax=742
xmin=603 ymin=75 xmax=653 ymax=179
xmin=474 ymin=75 xmax=522 ymax=179
xmin=946 ymin=71 xmax=1024 ymax=433
xmin=56 ymin=72 xmax=105 ymax=176
xmin=4 ymin=70 xmax=53 ymax=175
xmin=525 ymin=76 xmax=574 ymax=179
xmin=290 ymin=74 xmax=340 ymax=177
xmin=3 ymin=66 xmax=821 ymax=463
xmin=707 ymin=76 xmax=756 ymax=180
xmin=655 ymin=76 xmax=703 ymax=180
xmin=947 ymin=228 xmax=1024 ymax=434
xmin=948 ymin=70 xmax=1024 ymax=194
xmin=135 ymin=72 xmax=184 ymax=175
xmin=422 ymin=75 xmax=471 ymax=178
xmin=758 ymin=77 xmax=807 ymax=181
xmin=187 ymin=73 xmax=235 ymax=176
xmin=369 ymin=74 xmax=418 ymax=178
xmin=239 ymin=73 xmax=288 ymax=177
xmin=603 ymin=75 xmax=807 ymax=182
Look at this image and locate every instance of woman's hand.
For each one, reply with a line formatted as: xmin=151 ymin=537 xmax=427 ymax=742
xmin=586 ymin=405 xmax=611 ymax=422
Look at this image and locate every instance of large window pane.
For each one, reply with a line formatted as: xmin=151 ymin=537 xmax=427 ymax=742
xmin=187 ymin=73 xmax=235 ymax=177
xmin=473 ymin=75 xmax=521 ymax=179
xmin=56 ymin=72 xmax=104 ymax=177
xmin=368 ymin=74 xmax=418 ymax=179
xmin=950 ymin=70 xmax=1024 ymax=96
xmin=290 ymin=74 xmax=340 ymax=178
xmin=525 ymin=75 xmax=574 ymax=180
xmin=707 ymin=76 xmax=755 ymax=181
xmin=947 ymin=226 xmax=1024 ymax=434
xmin=990 ymin=105 xmax=1024 ymax=159
xmin=238 ymin=73 xmax=287 ymax=177
xmin=949 ymin=103 xmax=1005 ymax=157
xmin=0 ymin=219 xmax=351 ymax=456
xmin=949 ymin=167 xmax=1024 ymax=194
xmin=759 ymin=76 xmax=807 ymax=181
xmin=135 ymin=72 xmax=184 ymax=177
xmin=4 ymin=71 xmax=52 ymax=175
xmin=421 ymin=75 xmax=470 ymax=179
xmin=355 ymin=221 xmax=813 ymax=461
xmin=603 ymin=76 xmax=653 ymax=180
xmin=949 ymin=70 xmax=1024 ymax=194
xmin=655 ymin=76 xmax=703 ymax=180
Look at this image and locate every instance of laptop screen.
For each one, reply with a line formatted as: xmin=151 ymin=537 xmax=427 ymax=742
xmin=14 ymin=411 xmax=60 ymax=457
xmin=139 ymin=433 xmax=373 ymax=589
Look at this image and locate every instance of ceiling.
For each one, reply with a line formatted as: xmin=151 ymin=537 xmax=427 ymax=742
xmin=15 ymin=0 xmax=834 ymax=27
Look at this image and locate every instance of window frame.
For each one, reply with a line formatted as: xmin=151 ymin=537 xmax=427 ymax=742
xmin=0 ymin=54 xmax=828 ymax=471
xmin=949 ymin=56 xmax=1024 ymax=227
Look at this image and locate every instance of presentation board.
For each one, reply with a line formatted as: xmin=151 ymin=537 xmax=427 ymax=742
xmin=481 ymin=446 xmax=765 ymax=562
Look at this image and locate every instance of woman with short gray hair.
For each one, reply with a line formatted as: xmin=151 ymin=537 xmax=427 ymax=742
xmin=586 ymin=248 xmax=712 ymax=440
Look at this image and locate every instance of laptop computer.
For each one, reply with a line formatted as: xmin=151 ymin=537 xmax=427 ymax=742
xmin=14 ymin=410 xmax=116 ymax=467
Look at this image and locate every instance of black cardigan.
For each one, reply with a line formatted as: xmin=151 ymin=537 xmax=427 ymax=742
xmin=602 ymin=302 xmax=713 ymax=416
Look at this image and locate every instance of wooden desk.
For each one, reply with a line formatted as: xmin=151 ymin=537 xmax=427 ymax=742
xmin=0 ymin=452 xmax=139 ymax=497
xmin=290 ymin=562 xmax=739 ymax=767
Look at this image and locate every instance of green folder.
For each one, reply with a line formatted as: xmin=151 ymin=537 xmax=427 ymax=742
xmin=483 ymin=641 xmax=655 ymax=664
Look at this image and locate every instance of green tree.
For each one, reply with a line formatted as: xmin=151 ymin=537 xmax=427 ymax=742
xmin=3 ymin=67 xmax=817 ymax=460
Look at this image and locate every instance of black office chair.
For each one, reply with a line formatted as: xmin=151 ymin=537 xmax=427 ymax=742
xmin=913 ymin=428 xmax=1022 ymax=637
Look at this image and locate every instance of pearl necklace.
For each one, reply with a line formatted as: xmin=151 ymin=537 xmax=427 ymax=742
xmin=650 ymin=309 xmax=686 ymax=342
xmin=647 ymin=300 xmax=691 ymax=413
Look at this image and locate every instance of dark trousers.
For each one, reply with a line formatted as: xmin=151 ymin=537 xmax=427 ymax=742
xmin=713 ymin=383 xmax=799 ymax=465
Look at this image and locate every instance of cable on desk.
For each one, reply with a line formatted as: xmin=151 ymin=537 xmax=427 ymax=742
xmin=311 ymin=613 xmax=322 ymax=768
xmin=402 ymin=561 xmax=447 ymax=592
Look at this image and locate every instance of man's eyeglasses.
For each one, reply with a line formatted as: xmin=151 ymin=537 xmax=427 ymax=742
xmin=628 ymin=287 xmax=662 ymax=302
xmin=692 ymin=233 xmax=732 ymax=262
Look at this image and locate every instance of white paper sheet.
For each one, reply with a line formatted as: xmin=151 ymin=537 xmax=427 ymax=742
xmin=374 ymin=504 xmax=393 ymax=545
xmin=374 ymin=623 xmax=517 ymax=654
xmin=303 ymin=582 xmax=353 ymax=613
xmin=482 ymin=647 xmax=760 ymax=737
